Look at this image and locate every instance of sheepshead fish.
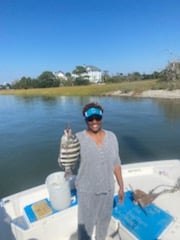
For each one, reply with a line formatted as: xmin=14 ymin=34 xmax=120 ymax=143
xmin=58 ymin=127 xmax=80 ymax=177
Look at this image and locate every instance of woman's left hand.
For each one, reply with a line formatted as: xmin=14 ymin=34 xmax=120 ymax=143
xmin=118 ymin=188 xmax=124 ymax=203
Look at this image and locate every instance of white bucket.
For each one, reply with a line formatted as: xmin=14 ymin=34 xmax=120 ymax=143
xmin=46 ymin=172 xmax=71 ymax=210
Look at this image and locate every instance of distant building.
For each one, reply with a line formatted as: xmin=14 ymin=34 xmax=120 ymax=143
xmin=53 ymin=71 xmax=67 ymax=80
xmin=0 ymin=82 xmax=11 ymax=90
xmin=54 ymin=66 xmax=102 ymax=84
xmin=73 ymin=65 xmax=102 ymax=83
xmin=85 ymin=65 xmax=102 ymax=83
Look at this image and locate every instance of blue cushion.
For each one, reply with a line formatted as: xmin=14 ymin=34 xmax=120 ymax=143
xmin=24 ymin=189 xmax=77 ymax=223
xmin=112 ymin=191 xmax=173 ymax=240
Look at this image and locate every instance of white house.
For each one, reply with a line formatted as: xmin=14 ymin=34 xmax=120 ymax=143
xmin=85 ymin=65 xmax=102 ymax=83
xmin=54 ymin=66 xmax=102 ymax=84
xmin=53 ymin=71 xmax=67 ymax=80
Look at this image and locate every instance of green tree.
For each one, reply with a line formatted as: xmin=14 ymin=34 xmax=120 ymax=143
xmin=72 ymin=66 xmax=87 ymax=75
xmin=126 ymin=72 xmax=142 ymax=81
xmin=36 ymin=71 xmax=59 ymax=88
xmin=12 ymin=77 xmax=34 ymax=89
xmin=74 ymin=77 xmax=90 ymax=85
xmin=102 ymin=70 xmax=111 ymax=83
xmin=72 ymin=66 xmax=90 ymax=85
xmin=152 ymin=71 xmax=160 ymax=79
xmin=65 ymin=72 xmax=74 ymax=86
xmin=157 ymin=62 xmax=180 ymax=89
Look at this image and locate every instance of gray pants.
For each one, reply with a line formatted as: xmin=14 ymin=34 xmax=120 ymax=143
xmin=77 ymin=191 xmax=114 ymax=240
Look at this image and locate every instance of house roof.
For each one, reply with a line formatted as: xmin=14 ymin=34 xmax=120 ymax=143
xmin=86 ymin=65 xmax=101 ymax=72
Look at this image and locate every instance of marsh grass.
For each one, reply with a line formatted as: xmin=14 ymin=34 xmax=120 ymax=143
xmin=0 ymin=80 xmax=157 ymax=97
xmin=151 ymin=80 xmax=180 ymax=90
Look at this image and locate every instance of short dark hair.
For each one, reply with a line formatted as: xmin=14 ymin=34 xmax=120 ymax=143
xmin=82 ymin=102 xmax=104 ymax=116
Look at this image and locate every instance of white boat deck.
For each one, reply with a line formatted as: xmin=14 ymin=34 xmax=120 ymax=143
xmin=0 ymin=159 xmax=180 ymax=240
xmin=117 ymin=160 xmax=180 ymax=240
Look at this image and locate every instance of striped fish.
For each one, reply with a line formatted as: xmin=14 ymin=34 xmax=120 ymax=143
xmin=58 ymin=127 xmax=80 ymax=175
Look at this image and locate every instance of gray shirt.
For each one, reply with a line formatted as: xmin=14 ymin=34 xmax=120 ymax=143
xmin=76 ymin=129 xmax=121 ymax=194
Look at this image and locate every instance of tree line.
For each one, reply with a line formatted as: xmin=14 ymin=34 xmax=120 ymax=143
xmin=3 ymin=63 xmax=180 ymax=89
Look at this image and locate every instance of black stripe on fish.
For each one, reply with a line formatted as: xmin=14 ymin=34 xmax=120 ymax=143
xmin=61 ymin=149 xmax=80 ymax=154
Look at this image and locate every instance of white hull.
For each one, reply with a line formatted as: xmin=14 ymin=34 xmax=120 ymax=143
xmin=1 ymin=159 xmax=180 ymax=240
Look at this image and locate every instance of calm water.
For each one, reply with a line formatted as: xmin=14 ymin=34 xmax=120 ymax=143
xmin=0 ymin=95 xmax=180 ymax=198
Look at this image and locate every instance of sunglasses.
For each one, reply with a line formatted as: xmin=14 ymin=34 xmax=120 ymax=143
xmin=86 ymin=115 xmax=102 ymax=122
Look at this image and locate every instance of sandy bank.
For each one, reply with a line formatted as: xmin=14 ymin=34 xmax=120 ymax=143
xmin=108 ymin=89 xmax=180 ymax=99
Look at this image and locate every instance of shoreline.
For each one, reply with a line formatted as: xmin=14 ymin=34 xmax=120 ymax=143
xmin=106 ymin=89 xmax=180 ymax=99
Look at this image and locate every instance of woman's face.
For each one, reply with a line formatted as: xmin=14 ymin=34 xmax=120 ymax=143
xmin=86 ymin=115 xmax=102 ymax=133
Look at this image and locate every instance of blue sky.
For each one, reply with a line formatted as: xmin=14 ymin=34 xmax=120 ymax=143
xmin=1 ymin=0 xmax=180 ymax=83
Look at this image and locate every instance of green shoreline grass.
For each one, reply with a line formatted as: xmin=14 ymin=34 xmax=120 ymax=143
xmin=0 ymin=80 xmax=157 ymax=97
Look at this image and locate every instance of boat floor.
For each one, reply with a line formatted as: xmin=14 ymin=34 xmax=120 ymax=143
xmin=0 ymin=159 xmax=180 ymax=240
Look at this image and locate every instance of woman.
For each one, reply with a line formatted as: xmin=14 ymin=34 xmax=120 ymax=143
xmin=76 ymin=102 xmax=124 ymax=240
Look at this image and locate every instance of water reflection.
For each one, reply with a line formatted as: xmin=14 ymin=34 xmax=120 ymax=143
xmin=15 ymin=95 xmax=59 ymax=106
xmin=155 ymin=99 xmax=180 ymax=122
xmin=11 ymin=96 xmax=180 ymax=122
xmin=122 ymin=135 xmax=156 ymax=160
